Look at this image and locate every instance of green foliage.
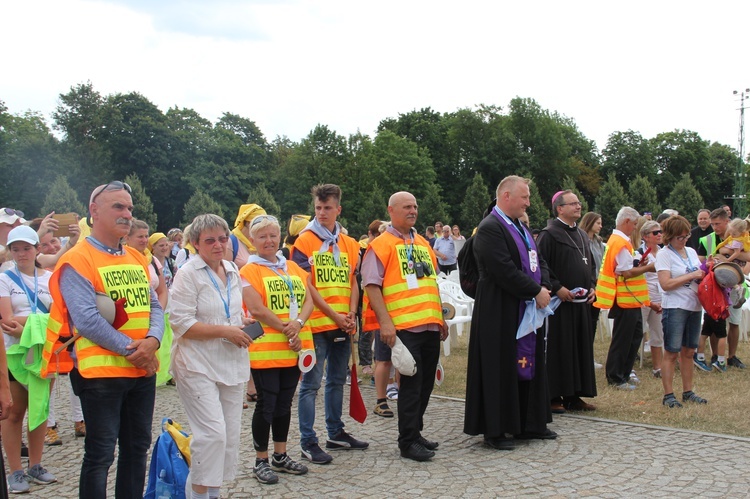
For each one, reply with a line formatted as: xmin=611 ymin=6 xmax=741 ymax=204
xmin=666 ymin=173 xmax=704 ymax=218
xmin=246 ymin=183 xmax=280 ymax=217
xmin=628 ymin=175 xmax=661 ymax=216
xmin=39 ymin=176 xmax=87 ymax=217
xmin=418 ymin=183 xmax=449 ymax=229
xmin=651 ymin=130 xmax=713 ymax=204
xmin=527 ymin=179 xmax=550 ymax=230
xmin=561 ymin=175 xmax=589 ymax=214
xmin=355 ymin=182 xmax=388 ymax=232
xmin=182 ymin=189 xmax=225 ymax=227
xmin=601 ymin=130 xmax=655 ymax=186
xmin=459 ymin=173 xmax=491 ymax=232
xmin=595 ymin=173 xmax=630 ymax=235
xmin=124 ymin=173 xmax=158 ymax=231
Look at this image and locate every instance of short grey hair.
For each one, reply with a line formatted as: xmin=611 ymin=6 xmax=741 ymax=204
xmin=640 ymin=220 xmax=661 ymax=237
xmin=616 ymin=207 xmax=640 ymax=226
xmin=189 ymin=214 xmax=229 ymax=245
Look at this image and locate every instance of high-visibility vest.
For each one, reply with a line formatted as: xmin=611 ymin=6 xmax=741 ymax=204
xmin=594 ymin=234 xmax=650 ymax=309
xmin=361 ymin=292 xmax=379 ymax=332
xmin=699 ymin=232 xmax=720 ymax=256
xmin=292 ymin=231 xmax=360 ymax=333
xmin=41 ymin=243 xmax=153 ymax=379
xmin=239 ymin=261 xmax=313 ymax=368
xmin=365 ymin=231 xmax=443 ymax=329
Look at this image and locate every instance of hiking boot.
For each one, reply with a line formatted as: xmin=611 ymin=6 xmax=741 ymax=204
xmin=728 ymin=356 xmax=746 ymax=369
xmin=271 ymin=453 xmax=308 ymax=475
xmin=8 ymin=470 xmax=29 ymax=494
xmin=253 ymin=460 xmax=278 ymax=485
xmin=682 ymin=391 xmax=708 ymax=404
xmin=27 ymin=464 xmax=56 ymax=485
xmin=74 ymin=421 xmax=86 ymax=437
xmin=44 ymin=426 xmax=62 ymax=446
xmin=712 ymin=359 xmax=727 ymax=373
xmin=300 ymin=442 xmax=333 ymax=464
xmin=326 ymin=430 xmax=369 ymax=450
xmin=662 ymin=394 xmax=683 ymax=408
xmin=693 ymin=354 xmax=711 ymax=372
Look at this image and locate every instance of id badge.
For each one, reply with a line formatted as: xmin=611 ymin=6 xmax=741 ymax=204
xmin=289 ymin=300 xmax=299 ymax=320
xmin=405 ymin=273 xmax=419 ymax=290
xmin=529 ymin=250 xmax=538 ymax=273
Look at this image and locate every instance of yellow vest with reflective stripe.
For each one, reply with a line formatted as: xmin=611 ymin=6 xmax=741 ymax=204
xmin=291 ymin=230 xmax=360 ymax=333
xmin=366 ymin=231 xmax=443 ymax=329
xmin=239 ymin=261 xmax=314 ymax=369
xmin=594 ymin=234 xmax=650 ymax=309
xmin=42 ymin=243 xmax=152 ymax=379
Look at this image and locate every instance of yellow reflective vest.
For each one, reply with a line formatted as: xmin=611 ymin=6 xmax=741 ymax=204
xmin=594 ymin=233 xmax=650 ymax=309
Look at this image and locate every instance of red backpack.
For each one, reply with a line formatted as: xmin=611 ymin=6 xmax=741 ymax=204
xmin=698 ymin=264 xmax=729 ymax=320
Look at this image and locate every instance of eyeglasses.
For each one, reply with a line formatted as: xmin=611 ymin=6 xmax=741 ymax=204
xmin=675 ymin=235 xmax=690 ymax=242
xmin=92 ymin=181 xmax=132 ymax=203
xmin=250 ymin=215 xmax=279 ymax=227
xmin=560 ymin=201 xmax=582 ymax=207
xmin=651 ymin=230 xmax=662 ymax=235
xmin=201 ymin=235 xmax=230 ymax=246
xmin=2 ymin=208 xmax=24 ymax=218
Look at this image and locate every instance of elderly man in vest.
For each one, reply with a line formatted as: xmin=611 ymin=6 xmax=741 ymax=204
xmin=363 ymin=191 xmax=448 ymax=462
xmin=595 ymin=206 xmax=654 ymax=390
xmin=41 ymin=181 xmax=164 ymax=498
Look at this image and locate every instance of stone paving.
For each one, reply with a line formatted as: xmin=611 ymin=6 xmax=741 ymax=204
xmin=12 ymin=375 xmax=750 ymax=497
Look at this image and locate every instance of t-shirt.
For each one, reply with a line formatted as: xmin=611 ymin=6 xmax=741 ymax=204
xmin=641 ymin=250 xmax=662 ymax=304
xmin=655 ymin=246 xmax=701 ymax=311
xmin=0 ymin=269 xmax=53 ymax=348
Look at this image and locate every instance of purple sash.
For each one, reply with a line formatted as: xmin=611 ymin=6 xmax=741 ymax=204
xmin=492 ymin=210 xmax=542 ymax=380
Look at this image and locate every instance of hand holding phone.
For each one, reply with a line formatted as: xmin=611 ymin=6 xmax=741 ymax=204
xmin=242 ymin=321 xmax=264 ymax=340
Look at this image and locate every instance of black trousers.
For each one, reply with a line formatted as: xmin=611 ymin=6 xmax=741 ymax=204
xmin=251 ymin=366 xmax=300 ymax=452
xmin=605 ymin=303 xmax=643 ymax=385
xmin=396 ymin=329 xmax=440 ymax=449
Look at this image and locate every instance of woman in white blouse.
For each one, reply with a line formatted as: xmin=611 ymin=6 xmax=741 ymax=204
xmin=169 ymin=214 xmax=252 ymax=499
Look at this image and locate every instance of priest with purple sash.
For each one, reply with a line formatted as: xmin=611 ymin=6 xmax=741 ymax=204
xmin=464 ymin=176 xmax=556 ymax=451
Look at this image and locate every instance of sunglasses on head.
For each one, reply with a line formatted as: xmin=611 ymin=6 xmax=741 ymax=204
xmin=2 ymin=208 xmax=24 ymax=218
xmin=92 ymin=181 xmax=132 ymax=203
xmin=250 ymin=215 xmax=279 ymax=227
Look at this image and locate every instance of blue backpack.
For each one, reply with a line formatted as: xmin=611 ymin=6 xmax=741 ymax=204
xmin=144 ymin=418 xmax=191 ymax=499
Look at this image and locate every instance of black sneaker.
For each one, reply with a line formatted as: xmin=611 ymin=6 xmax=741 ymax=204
xmin=300 ymin=442 xmax=333 ymax=464
xmin=326 ymin=430 xmax=369 ymax=450
xmin=417 ymin=435 xmax=439 ymax=451
xmin=728 ymin=356 xmax=746 ymax=369
xmin=400 ymin=441 xmax=435 ymax=461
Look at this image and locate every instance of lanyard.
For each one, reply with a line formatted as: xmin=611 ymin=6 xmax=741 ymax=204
xmin=404 ymin=231 xmax=415 ymax=268
xmin=14 ymin=264 xmax=40 ymax=314
xmin=269 ymin=267 xmax=297 ymax=303
xmin=205 ymin=267 xmax=231 ymax=319
xmin=667 ymin=244 xmax=697 ymax=272
xmin=494 ymin=207 xmax=531 ymax=251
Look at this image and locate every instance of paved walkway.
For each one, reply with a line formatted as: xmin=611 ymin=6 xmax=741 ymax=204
xmin=15 ymin=376 xmax=750 ymax=497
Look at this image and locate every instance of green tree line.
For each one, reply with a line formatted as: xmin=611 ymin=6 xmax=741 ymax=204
xmin=0 ymin=83 xmax=746 ymax=238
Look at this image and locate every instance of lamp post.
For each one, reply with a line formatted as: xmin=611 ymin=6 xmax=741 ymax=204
xmin=732 ymin=88 xmax=749 ymax=218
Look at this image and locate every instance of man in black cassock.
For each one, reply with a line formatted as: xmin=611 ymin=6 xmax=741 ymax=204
xmin=464 ymin=176 xmax=555 ymax=451
xmin=536 ymin=190 xmax=597 ymax=415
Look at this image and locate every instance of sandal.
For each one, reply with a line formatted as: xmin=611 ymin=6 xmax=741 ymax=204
xmin=373 ymin=401 xmax=394 ymax=418
xmin=247 ymin=392 xmax=259 ymax=402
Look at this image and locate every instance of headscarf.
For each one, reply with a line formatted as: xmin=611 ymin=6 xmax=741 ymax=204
xmin=246 ymin=254 xmax=288 ymax=271
xmin=148 ymin=232 xmax=167 ymax=252
xmin=231 ymin=204 xmax=266 ymax=254
xmin=300 ymin=218 xmax=342 ymax=266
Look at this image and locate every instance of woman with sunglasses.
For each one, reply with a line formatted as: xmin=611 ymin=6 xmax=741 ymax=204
xmin=655 ymin=215 xmax=707 ymax=408
xmin=239 ymin=214 xmax=314 ymax=485
xmin=169 ymin=214 xmax=252 ymax=499
xmin=0 ymin=226 xmax=57 ymax=493
xmin=638 ymin=221 xmax=664 ymax=378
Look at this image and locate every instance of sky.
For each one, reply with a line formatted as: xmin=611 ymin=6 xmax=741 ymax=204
xmin=2 ymin=0 xmax=750 ymax=154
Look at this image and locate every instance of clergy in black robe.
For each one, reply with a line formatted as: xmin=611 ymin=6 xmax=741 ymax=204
xmin=536 ymin=191 xmax=597 ymax=414
xmin=464 ymin=177 xmax=555 ymax=450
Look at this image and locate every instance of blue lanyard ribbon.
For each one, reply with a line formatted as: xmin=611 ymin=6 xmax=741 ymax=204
xmin=269 ymin=267 xmax=296 ymax=303
xmin=667 ymin=244 xmax=697 ymax=272
xmin=13 ymin=264 xmax=40 ymax=314
xmin=205 ymin=267 xmax=231 ymax=319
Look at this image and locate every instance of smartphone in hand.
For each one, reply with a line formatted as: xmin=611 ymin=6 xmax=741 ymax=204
xmin=242 ymin=321 xmax=264 ymax=340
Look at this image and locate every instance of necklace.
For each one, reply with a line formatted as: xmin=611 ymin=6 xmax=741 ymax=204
xmin=560 ymin=222 xmax=588 ymax=264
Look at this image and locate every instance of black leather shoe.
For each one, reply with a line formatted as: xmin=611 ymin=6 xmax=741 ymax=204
xmin=484 ymin=436 xmax=515 ymax=450
xmin=417 ymin=436 xmax=439 ymax=450
xmin=515 ymin=428 xmax=558 ymax=440
xmin=400 ymin=441 xmax=435 ymax=461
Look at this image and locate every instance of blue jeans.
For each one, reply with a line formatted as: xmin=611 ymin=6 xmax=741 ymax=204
xmin=70 ymin=369 xmax=156 ymax=499
xmin=298 ymin=331 xmax=350 ymax=444
xmin=662 ymin=308 xmax=702 ymax=353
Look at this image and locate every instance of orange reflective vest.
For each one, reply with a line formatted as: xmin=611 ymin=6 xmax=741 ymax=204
xmin=239 ymin=261 xmax=314 ymax=368
xmin=594 ymin=234 xmax=650 ymax=309
xmin=41 ymin=243 xmax=153 ymax=379
xmin=365 ymin=231 xmax=443 ymax=330
xmin=361 ymin=292 xmax=379 ymax=332
xmin=291 ymin=230 xmax=360 ymax=333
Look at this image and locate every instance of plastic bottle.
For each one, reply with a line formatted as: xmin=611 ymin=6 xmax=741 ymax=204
xmin=155 ymin=469 xmax=171 ymax=499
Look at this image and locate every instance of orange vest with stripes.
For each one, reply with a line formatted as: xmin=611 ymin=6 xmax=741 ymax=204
xmin=594 ymin=233 xmax=650 ymax=309
xmin=41 ymin=243 xmax=153 ymax=379
xmin=366 ymin=231 xmax=443 ymax=330
xmin=239 ymin=261 xmax=314 ymax=368
xmin=291 ymin=230 xmax=359 ymax=333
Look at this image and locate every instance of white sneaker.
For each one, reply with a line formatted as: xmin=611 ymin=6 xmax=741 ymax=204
xmin=386 ymin=384 xmax=399 ymax=400
xmin=594 ymin=361 xmax=603 ymax=369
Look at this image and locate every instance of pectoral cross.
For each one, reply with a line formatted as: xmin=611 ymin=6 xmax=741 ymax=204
xmin=583 ymin=256 xmax=588 ymax=265
xmin=518 ymin=357 xmax=528 ymax=368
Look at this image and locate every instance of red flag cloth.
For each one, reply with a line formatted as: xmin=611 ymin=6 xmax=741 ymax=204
xmin=112 ymin=298 xmax=129 ymax=329
xmin=349 ymin=363 xmax=367 ymax=423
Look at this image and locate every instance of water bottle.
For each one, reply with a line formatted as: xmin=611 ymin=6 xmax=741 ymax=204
xmin=155 ymin=469 xmax=171 ymax=499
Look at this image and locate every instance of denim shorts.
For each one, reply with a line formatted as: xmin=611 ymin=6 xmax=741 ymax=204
xmin=661 ymin=308 xmax=702 ymax=353
xmin=373 ymin=330 xmax=392 ymax=362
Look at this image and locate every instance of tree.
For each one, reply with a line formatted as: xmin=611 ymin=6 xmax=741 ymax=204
xmin=627 ymin=175 xmax=661 ymax=216
xmin=527 ymin=179 xmax=549 ymax=230
xmin=459 ymin=173 xmax=491 ymax=231
xmin=595 ymin=173 xmax=630 ymax=236
xmin=561 ymin=175 xmax=589 ymax=214
xmin=182 ymin=189 xmax=225 ymax=227
xmin=39 ymin=176 xmax=87 ymax=217
xmin=666 ymin=173 xmax=704 ymax=219
xmin=651 ymin=130 xmax=713 ymax=203
xmin=124 ymin=173 xmax=158 ymax=231
xmin=246 ymin=183 xmax=280 ymax=217
xmin=601 ymin=130 xmax=655 ymax=187
xmin=418 ymin=182 xmax=449 ymax=230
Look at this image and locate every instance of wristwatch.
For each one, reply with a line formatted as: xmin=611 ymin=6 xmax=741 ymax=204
xmin=295 ymin=318 xmax=305 ymax=327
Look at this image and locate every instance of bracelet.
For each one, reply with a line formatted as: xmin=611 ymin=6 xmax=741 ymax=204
xmin=295 ymin=318 xmax=304 ymax=327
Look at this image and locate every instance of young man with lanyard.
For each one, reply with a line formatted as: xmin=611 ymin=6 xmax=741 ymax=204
xmin=291 ymin=184 xmax=368 ymax=465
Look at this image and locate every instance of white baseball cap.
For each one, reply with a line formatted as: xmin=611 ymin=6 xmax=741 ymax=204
xmin=0 ymin=208 xmax=26 ymax=226
xmin=6 ymin=225 xmax=39 ymax=246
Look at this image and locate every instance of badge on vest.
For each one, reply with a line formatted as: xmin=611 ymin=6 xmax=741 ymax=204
xmin=529 ymin=250 xmax=538 ymax=273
